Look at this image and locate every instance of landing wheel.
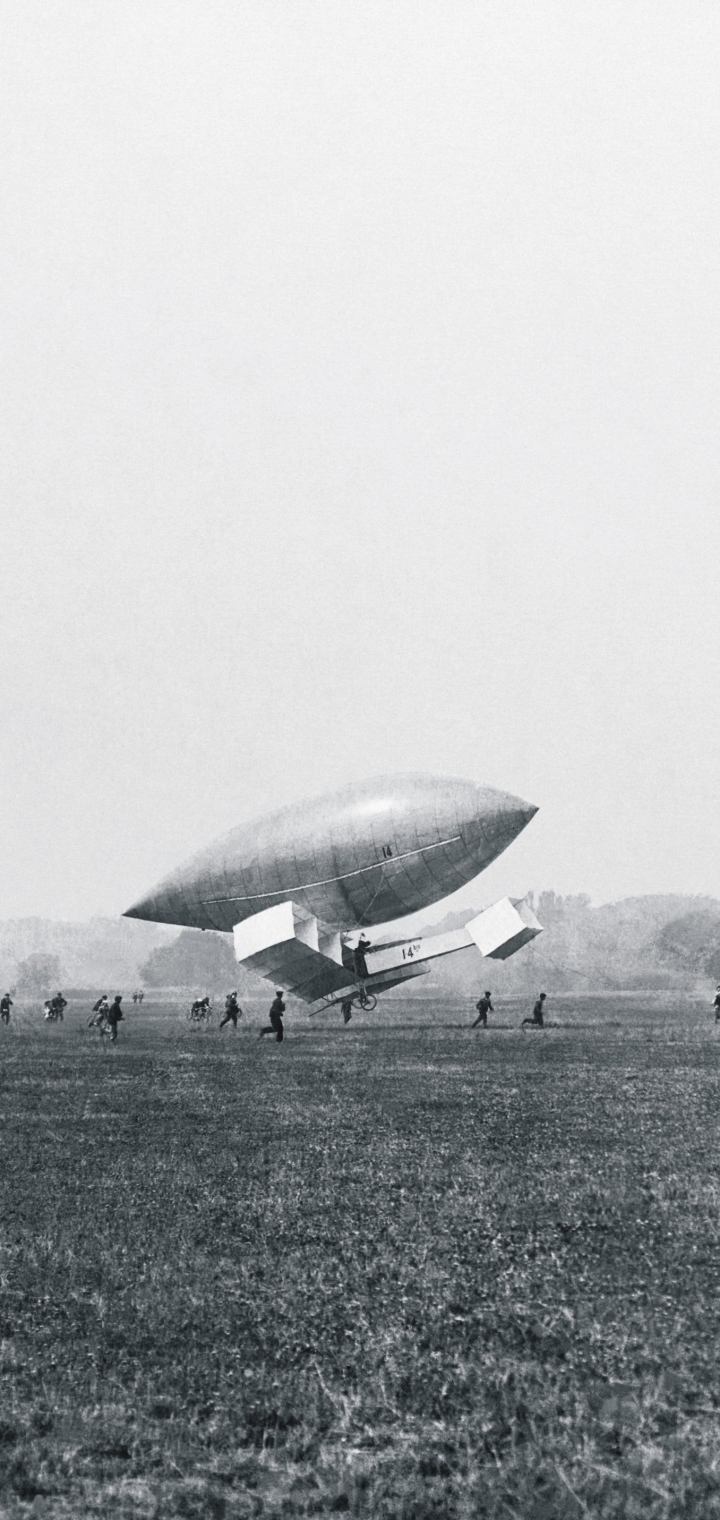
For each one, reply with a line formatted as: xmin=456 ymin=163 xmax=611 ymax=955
xmin=355 ymin=990 xmax=377 ymax=1011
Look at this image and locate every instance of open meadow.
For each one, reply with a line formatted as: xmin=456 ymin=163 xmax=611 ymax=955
xmin=2 ymin=993 xmax=720 ymax=1518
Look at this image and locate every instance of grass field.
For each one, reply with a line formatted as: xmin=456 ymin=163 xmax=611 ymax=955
xmin=2 ymin=993 xmax=720 ymax=1518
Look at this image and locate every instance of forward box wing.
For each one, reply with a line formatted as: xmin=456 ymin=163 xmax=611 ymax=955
xmin=233 ymin=902 xmax=353 ymax=1003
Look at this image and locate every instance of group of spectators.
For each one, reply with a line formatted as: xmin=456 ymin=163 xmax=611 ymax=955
xmin=3 ymin=983 xmax=720 ymax=1038
xmin=0 ymin=986 xmax=286 ymax=1043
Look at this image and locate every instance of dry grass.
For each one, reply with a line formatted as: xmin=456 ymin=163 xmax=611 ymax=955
xmin=1 ymin=993 xmax=720 ymax=1517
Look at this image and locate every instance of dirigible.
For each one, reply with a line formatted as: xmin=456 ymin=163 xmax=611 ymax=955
xmin=125 ymin=773 xmax=541 ymax=1015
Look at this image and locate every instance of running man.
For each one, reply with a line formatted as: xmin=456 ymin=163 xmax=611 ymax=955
xmin=522 ymin=993 xmax=547 ymax=1027
xmin=471 ymin=990 xmax=493 ymax=1028
xmin=0 ymin=993 xmax=12 ymax=1024
xmin=107 ymin=995 xmax=124 ymax=1042
xmin=219 ymin=990 xmax=242 ymax=1029
xmin=259 ymin=990 xmax=285 ymax=1042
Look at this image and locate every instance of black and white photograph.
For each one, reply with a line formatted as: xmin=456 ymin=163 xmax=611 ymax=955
xmin=2 ymin=4 xmax=720 ymax=1516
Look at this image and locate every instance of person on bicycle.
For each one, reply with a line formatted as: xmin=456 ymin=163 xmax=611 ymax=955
xmin=89 ymin=993 xmax=109 ymax=1028
xmin=0 ymin=993 xmax=13 ymax=1024
xmin=219 ymin=990 xmax=242 ymax=1029
xmin=107 ymin=995 xmax=124 ymax=1042
xmin=259 ymin=991 xmax=285 ymax=1042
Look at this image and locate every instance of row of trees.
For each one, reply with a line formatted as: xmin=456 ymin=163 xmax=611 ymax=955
xmin=12 ymin=952 xmax=62 ymax=994
xmin=139 ymin=930 xmax=238 ymax=989
xmin=7 ymin=904 xmax=720 ymax=995
xmin=5 ymin=935 xmax=239 ymax=993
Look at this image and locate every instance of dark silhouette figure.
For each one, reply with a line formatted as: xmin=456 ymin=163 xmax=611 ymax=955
xmin=471 ymin=991 xmax=493 ymax=1027
xmin=522 ymin=993 xmax=546 ymax=1028
xmin=341 ymin=999 xmax=353 ymax=1025
xmin=0 ymin=993 xmax=12 ymax=1024
xmin=714 ymin=986 xmax=720 ymax=1023
xmin=107 ymin=995 xmax=124 ymax=1042
xmin=220 ymin=991 xmax=242 ymax=1029
xmin=259 ymin=991 xmax=285 ymax=1042
xmin=51 ymin=992 xmax=67 ymax=1021
xmin=353 ymin=934 xmax=372 ymax=981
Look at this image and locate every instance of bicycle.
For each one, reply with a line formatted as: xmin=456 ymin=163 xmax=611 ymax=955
xmin=187 ymin=997 xmax=213 ymax=1025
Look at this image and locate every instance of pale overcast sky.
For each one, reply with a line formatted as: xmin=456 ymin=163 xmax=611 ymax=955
xmin=1 ymin=2 xmax=719 ymax=922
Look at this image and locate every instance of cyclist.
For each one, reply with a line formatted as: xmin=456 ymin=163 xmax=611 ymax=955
xmin=191 ymin=995 xmax=211 ymax=1021
xmin=89 ymin=994 xmax=109 ymax=1029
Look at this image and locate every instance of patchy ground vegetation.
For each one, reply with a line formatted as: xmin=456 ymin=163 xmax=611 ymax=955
xmin=1 ymin=995 xmax=720 ymax=1517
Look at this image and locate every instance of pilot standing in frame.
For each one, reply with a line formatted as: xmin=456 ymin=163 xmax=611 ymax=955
xmin=354 ymin=934 xmax=372 ymax=982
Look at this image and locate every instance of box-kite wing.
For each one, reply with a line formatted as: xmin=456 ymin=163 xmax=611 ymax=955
xmin=233 ymin=902 xmax=353 ymax=1004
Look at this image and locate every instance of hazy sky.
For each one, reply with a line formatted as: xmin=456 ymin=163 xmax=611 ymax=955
xmin=2 ymin=2 xmax=719 ymax=923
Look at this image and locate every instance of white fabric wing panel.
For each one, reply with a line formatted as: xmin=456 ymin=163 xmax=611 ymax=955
xmin=233 ymin=903 xmax=351 ymax=1002
xmin=465 ymin=896 xmax=542 ymax=960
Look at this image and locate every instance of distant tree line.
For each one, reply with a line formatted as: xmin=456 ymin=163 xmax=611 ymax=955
xmin=16 ymin=952 xmax=63 ymax=994
xmin=140 ymin=929 xmax=240 ymax=989
xmin=656 ymin=912 xmax=720 ymax=982
xmin=6 ymin=897 xmax=720 ymax=997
